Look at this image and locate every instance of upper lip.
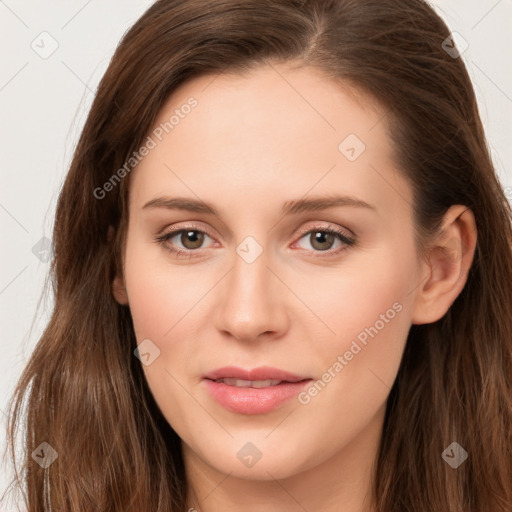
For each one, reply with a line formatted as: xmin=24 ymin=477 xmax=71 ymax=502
xmin=203 ymin=366 xmax=311 ymax=383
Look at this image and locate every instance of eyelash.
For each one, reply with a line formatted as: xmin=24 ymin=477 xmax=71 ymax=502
xmin=154 ymin=224 xmax=356 ymax=259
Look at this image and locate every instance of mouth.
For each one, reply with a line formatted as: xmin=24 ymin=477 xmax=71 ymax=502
xmin=202 ymin=365 xmax=310 ymax=383
xmin=202 ymin=366 xmax=313 ymax=414
xmin=207 ymin=377 xmax=306 ymax=388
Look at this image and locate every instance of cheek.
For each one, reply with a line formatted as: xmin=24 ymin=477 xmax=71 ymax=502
xmin=123 ymin=242 xmax=206 ymax=342
xmin=300 ymin=240 xmax=415 ymax=341
xmin=123 ymin=240 xmax=219 ymax=399
xmin=294 ymin=242 xmax=416 ymax=400
xmin=123 ymin=253 xmax=205 ymax=421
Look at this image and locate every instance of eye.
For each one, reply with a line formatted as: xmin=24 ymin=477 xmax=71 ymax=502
xmin=293 ymin=225 xmax=356 ymax=257
xmin=155 ymin=226 xmax=216 ymax=258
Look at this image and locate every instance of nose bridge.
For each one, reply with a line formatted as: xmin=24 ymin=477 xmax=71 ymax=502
xmin=214 ymin=241 xmax=288 ymax=341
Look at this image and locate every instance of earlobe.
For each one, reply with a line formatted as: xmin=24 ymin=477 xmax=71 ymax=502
xmin=112 ymin=274 xmax=129 ymax=305
xmin=411 ymin=205 xmax=477 ymax=325
xmin=109 ymin=225 xmax=129 ymax=305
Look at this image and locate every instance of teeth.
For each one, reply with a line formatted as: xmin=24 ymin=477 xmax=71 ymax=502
xmin=216 ymin=378 xmax=282 ymax=388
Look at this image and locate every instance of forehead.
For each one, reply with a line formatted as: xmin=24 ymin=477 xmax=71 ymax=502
xmin=155 ymin=62 xmax=387 ymax=150
xmin=129 ymin=62 xmax=411 ymax=220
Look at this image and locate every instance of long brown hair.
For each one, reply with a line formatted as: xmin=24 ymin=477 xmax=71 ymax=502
xmin=3 ymin=0 xmax=512 ymax=510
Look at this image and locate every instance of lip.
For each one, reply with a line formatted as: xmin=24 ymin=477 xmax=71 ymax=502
xmin=202 ymin=365 xmax=309 ymax=382
xmin=202 ymin=366 xmax=313 ymax=415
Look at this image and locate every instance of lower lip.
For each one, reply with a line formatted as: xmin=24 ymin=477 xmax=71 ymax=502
xmin=203 ymin=379 xmax=312 ymax=415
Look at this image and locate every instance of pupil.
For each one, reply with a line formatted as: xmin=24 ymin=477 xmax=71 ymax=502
xmin=182 ymin=230 xmax=203 ymax=249
xmin=313 ymin=232 xmax=333 ymax=250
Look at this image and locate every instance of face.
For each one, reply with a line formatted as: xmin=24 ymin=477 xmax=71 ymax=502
xmin=114 ymin=62 xmax=424 ymax=481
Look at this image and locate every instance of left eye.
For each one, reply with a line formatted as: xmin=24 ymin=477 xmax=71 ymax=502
xmin=295 ymin=228 xmax=354 ymax=252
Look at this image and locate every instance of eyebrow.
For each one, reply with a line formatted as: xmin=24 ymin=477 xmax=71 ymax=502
xmin=142 ymin=194 xmax=376 ymax=216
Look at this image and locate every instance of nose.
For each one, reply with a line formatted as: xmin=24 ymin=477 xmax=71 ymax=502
xmin=213 ymin=247 xmax=290 ymax=343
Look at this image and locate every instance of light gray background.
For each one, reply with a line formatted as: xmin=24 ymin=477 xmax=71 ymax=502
xmin=1 ymin=0 xmax=511 ymax=505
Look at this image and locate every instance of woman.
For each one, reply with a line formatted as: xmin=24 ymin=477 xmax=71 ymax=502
xmin=4 ymin=0 xmax=512 ymax=510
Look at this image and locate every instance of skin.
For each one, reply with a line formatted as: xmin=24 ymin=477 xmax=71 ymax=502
xmin=112 ymin=61 xmax=477 ymax=512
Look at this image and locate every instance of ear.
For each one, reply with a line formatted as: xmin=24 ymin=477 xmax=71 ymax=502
xmin=108 ymin=225 xmax=129 ymax=306
xmin=411 ymin=205 xmax=477 ymax=325
xmin=112 ymin=274 xmax=129 ymax=305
